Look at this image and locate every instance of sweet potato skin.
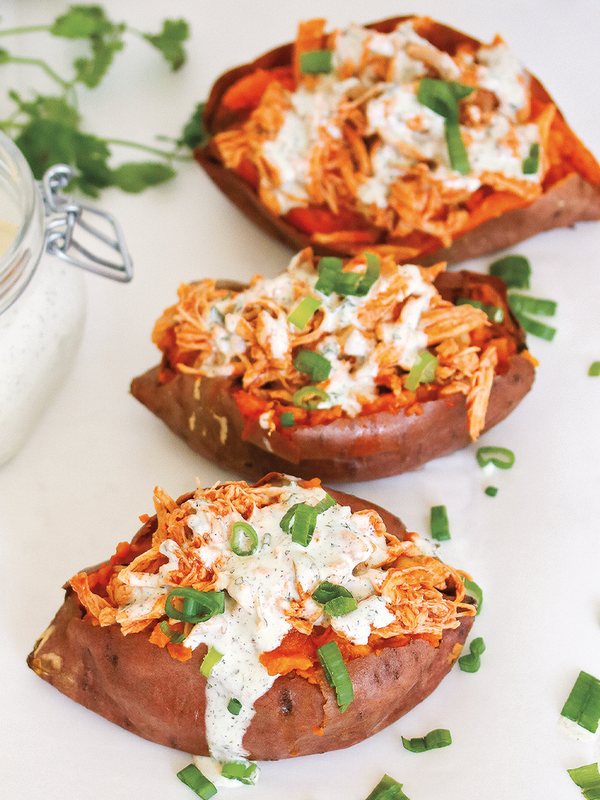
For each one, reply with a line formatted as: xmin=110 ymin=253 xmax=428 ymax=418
xmin=130 ymin=270 xmax=535 ymax=483
xmin=27 ymin=486 xmax=473 ymax=760
xmin=194 ymin=16 xmax=600 ymax=264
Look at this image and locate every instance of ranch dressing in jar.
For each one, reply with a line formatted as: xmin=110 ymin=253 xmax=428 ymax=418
xmin=0 ymin=131 xmax=132 ymax=467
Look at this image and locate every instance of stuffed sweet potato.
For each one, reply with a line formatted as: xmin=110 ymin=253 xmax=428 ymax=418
xmin=131 ymin=248 xmax=535 ymax=482
xmin=28 ymin=474 xmax=476 ymax=765
xmin=194 ymin=16 xmax=600 ymax=265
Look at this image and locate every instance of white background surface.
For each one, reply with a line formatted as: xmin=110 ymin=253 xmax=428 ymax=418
xmin=1 ymin=2 xmax=600 ymax=799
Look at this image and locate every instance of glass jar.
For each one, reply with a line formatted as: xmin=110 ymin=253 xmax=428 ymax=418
xmin=0 ymin=131 xmax=132 ymax=467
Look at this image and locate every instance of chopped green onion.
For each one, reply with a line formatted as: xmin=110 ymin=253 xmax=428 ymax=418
xmin=288 ymin=296 xmax=322 ymax=329
xmin=227 ymin=697 xmax=242 ymax=715
xmin=512 ymin=310 xmax=556 ymax=341
xmin=402 ymin=728 xmax=452 ymax=752
xmin=589 ymin=362 xmax=600 ymax=377
xmin=221 ymin=760 xmax=260 ymax=785
xmin=568 ymin=763 xmax=600 ymax=799
xmin=456 ymin=296 xmax=504 ymax=323
xmin=312 ymin=581 xmax=358 ymax=616
xmin=290 ymin=502 xmax=318 ymax=546
xmin=230 ymin=521 xmax=259 ymax=556
xmin=484 ymin=485 xmax=498 ymax=497
xmin=354 ymin=252 xmax=381 ymax=296
xmin=404 ymin=351 xmax=439 ymax=392
xmin=293 ymin=349 xmax=332 ymax=382
xmin=165 ymin=588 xmax=225 ymax=625
xmin=315 ymin=256 xmax=344 ymax=295
xmin=300 ymin=49 xmax=333 ymax=74
xmin=430 ymin=505 xmax=450 ymax=541
xmin=159 ymin=621 xmax=186 ymax=644
xmin=417 ymin=78 xmax=475 ymax=174
xmin=176 ymin=764 xmax=217 ymax=799
xmin=489 ymin=254 xmax=531 ymax=289
xmin=280 ymin=411 xmax=295 ymax=427
xmin=459 ymin=636 xmax=486 ymax=673
xmin=463 ymin=578 xmax=483 ymax=614
xmin=561 ymin=671 xmax=600 ymax=733
xmin=476 ymin=446 xmax=515 ymax=469
xmin=508 ymin=293 xmax=557 ymax=317
xmin=292 ymin=385 xmax=329 ymax=410
xmin=317 ymin=640 xmax=354 ymax=711
xmin=199 ymin=646 xmax=223 ymax=677
xmin=364 ymin=774 xmax=409 ymax=800
xmin=314 ymin=252 xmax=380 ymax=297
xmin=314 ymin=492 xmax=336 ymax=514
xmin=444 ymin=120 xmax=470 ymax=173
xmin=523 ymin=142 xmax=540 ymax=175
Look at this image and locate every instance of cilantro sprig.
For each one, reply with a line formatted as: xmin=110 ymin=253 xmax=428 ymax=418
xmin=0 ymin=5 xmax=191 ymax=196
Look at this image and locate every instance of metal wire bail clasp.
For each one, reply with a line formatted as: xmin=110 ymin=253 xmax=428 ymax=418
xmin=40 ymin=164 xmax=133 ymax=282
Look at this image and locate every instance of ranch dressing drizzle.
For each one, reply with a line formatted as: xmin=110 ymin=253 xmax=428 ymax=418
xmin=173 ymin=482 xmax=394 ymax=761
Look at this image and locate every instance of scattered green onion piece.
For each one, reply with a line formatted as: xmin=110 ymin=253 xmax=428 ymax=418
xmin=456 ymin=296 xmax=504 ymax=323
xmin=312 ymin=581 xmax=358 ymax=616
xmin=561 ymin=671 xmax=600 ymax=733
xmin=404 ymin=351 xmax=439 ymax=392
xmin=280 ymin=411 xmax=295 ymax=427
xmin=315 ymin=252 xmax=380 ymax=297
xmin=290 ymin=502 xmax=318 ymax=546
xmin=315 ymin=256 xmax=344 ymax=295
xmin=402 ymin=728 xmax=452 ymax=752
xmin=314 ymin=492 xmax=336 ymax=514
xmin=444 ymin=120 xmax=470 ymax=174
xmin=300 ymin=49 xmax=333 ymax=74
xmin=463 ymin=578 xmax=483 ymax=614
xmin=354 ymin=252 xmax=381 ymax=296
xmin=523 ymin=142 xmax=540 ymax=175
xmin=476 ymin=446 xmax=515 ymax=469
xmin=292 ymin=385 xmax=329 ymax=410
xmin=430 ymin=505 xmax=450 ymax=541
xmin=459 ymin=636 xmax=486 ymax=673
xmin=293 ymin=349 xmax=332 ymax=382
xmin=176 ymin=764 xmax=217 ymax=799
xmin=317 ymin=640 xmax=354 ymax=711
xmin=288 ymin=296 xmax=322 ymax=329
xmin=568 ymin=763 xmax=600 ymax=799
xmin=512 ymin=310 xmax=556 ymax=341
xmin=221 ymin=760 xmax=260 ymax=785
xmin=323 ymin=595 xmax=359 ymax=616
xmin=227 ymin=697 xmax=242 ymax=715
xmin=159 ymin=621 xmax=186 ymax=644
xmin=589 ymin=362 xmax=600 ymax=377
xmin=279 ymin=502 xmax=301 ymax=534
xmin=199 ymin=646 xmax=223 ymax=678
xmin=484 ymin=485 xmax=498 ymax=497
xmin=165 ymin=587 xmax=225 ymax=625
xmin=508 ymin=293 xmax=557 ymax=317
xmin=489 ymin=254 xmax=531 ymax=289
xmin=417 ymin=78 xmax=474 ymax=174
xmin=364 ymin=774 xmax=409 ymax=800
xmin=230 ymin=520 xmax=259 ymax=556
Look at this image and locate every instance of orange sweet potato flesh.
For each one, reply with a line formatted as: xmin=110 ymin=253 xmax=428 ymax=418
xmin=194 ymin=15 xmax=600 ymax=265
xmin=27 ymin=485 xmax=474 ymax=760
xmin=130 ymin=270 xmax=535 ymax=484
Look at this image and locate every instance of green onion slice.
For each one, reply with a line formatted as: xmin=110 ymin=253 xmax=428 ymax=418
xmin=364 ymin=774 xmax=409 ymax=800
xmin=463 ymin=578 xmax=483 ymax=614
xmin=444 ymin=119 xmax=470 ymax=174
xmin=476 ymin=446 xmax=515 ymax=469
xmin=402 ymin=728 xmax=452 ymax=752
xmin=227 ymin=697 xmax=242 ymax=716
xmin=230 ymin=521 xmax=259 ymax=556
xmin=199 ymin=646 xmax=223 ymax=677
xmin=430 ymin=505 xmax=450 ymax=541
xmin=512 ymin=310 xmax=556 ymax=341
xmin=312 ymin=581 xmax=358 ymax=616
xmin=159 ymin=621 xmax=186 ymax=644
xmin=314 ymin=252 xmax=380 ymax=297
xmin=292 ymin=385 xmax=329 ymax=410
xmin=221 ymin=760 xmax=260 ymax=785
xmin=456 ymin=296 xmax=504 ymax=323
xmin=313 ymin=492 xmax=336 ymax=514
xmin=568 ymin=763 xmax=600 ymax=799
xmin=315 ymin=256 xmax=344 ymax=295
xmin=589 ymin=362 xmax=600 ymax=377
xmin=523 ymin=142 xmax=540 ymax=175
xmin=317 ymin=640 xmax=354 ymax=711
xmin=165 ymin=587 xmax=225 ymax=625
xmin=561 ymin=671 xmax=600 ymax=733
xmin=404 ymin=351 xmax=439 ymax=392
xmin=458 ymin=636 xmax=486 ymax=673
xmin=489 ymin=254 xmax=531 ymax=289
xmin=280 ymin=411 xmax=295 ymax=427
xmin=417 ymin=78 xmax=474 ymax=173
xmin=288 ymin=295 xmax=322 ymax=329
xmin=293 ymin=349 xmax=332 ymax=382
xmin=508 ymin=293 xmax=557 ymax=317
xmin=280 ymin=494 xmax=335 ymax=546
xmin=485 ymin=485 xmax=498 ymax=497
xmin=354 ymin=252 xmax=381 ymax=296
xmin=300 ymin=49 xmax=333 ymax=74
xmin=176 ymin=764 xmax=217 ymax=799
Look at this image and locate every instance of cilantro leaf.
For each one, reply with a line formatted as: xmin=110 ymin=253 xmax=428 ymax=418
xmin=179 ymin=102 xmax=208 ymax=149
xmin=143 ymin=19 xmax=189 ymax=71
xmin=110 ymin=161 xmax=176 ymax=192
xmin=73 ymin=36 xmax=124 ymax=88
xmin=16 ymin=118 xmax=77 ymax=179
xmin=50 ymin=5 xmax=115 ymax=39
